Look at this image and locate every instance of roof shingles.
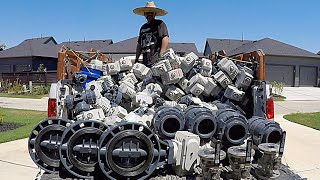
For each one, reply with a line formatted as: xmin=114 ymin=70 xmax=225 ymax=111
xmin=206 ymin=38 xmax=251 ymax=55
xmin=61 ymin=40 xmax=113 ymax=52
xmin=0 ymin=37 xmax=59 ymax=58
xmin=206 ymin=38 xmax=320 ymax=58
xmin=105 ymin=37 xmax=199 ymax=55
xmin=228 ymin=38 xmax=320 ymax=58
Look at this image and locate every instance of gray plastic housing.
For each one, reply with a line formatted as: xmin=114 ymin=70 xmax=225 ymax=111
xmin=217 ymin=58 xmax=240 ymax=80
xmin=213 ymin=71 xmax=232 ymax=89
xmin=248 ymin=116 xmax=283 ymax=145
xmin=216 ymin=108 xmax=249 ymax=147
xmin=224 ymin=85 xmax=245 ymax=101
xmin=200 ymin=58 xmax=213 ymax=77
xmin=181 ymin=52 xmax=198 ymax=73
xmin=235 ymin=69 xmax=254 ymax=90
xmin=172 ymin=131 xmax=200 ymax=176
xmin=106 ymin=62 xmax=121 ymax=75
xmin=184 ymin=106 xmax=217 ymax=139
xmin=152 ymin=60 xmax=172 ymax=76
xmin=118 ymin=57 xmax=134 ymax=71
xmin=161 ymin=68 xmax=184 ymax=85
xmin=152 ymin=106 xmax=185 ymax=139
xmin=165 ymin=86 xmax=185 ymax=101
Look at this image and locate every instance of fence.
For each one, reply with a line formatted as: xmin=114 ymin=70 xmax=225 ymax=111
xmin=1 ymin=71 xmax=57 ymax=86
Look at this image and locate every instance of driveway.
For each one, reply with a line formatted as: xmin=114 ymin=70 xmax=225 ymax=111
xmin=281 ymin=87 xmax=320 ymax=101
xmin=275 ymin=100 xmax=320 ymax=115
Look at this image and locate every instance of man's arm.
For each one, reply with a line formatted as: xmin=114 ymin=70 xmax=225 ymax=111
xmin=160 ymin=36 xmax=169 ymax=56
xmin=135 ymin=43 xmax=142 ymax=62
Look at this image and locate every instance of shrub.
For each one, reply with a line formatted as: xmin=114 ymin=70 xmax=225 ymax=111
xmin=0 ymin=79 xmax=10 ymax=93
xmin=271 ymin=81 xmax=285 ymax=96
xmin=7 ymin=78 xmax=24 ymax=94
xmin=37 ymin=64 xmax=46 ymax=72
xmin=0 ymin=112 xmax=5 ymax=124
xmin=32 ymin=86 xmax=50 ymax=95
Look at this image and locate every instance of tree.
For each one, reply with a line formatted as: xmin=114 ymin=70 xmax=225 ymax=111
xmin=37 ymin=64 xmax=47 ymax=72
xmin=0 ymin=44 xmax=6 ymax=51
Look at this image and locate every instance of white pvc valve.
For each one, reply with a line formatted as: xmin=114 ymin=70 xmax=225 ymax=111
xmin=217 ymin=58 xmax=240 ymax=80
xmin=203 ymin=77 xmax=218 ymax=97
xmin=151 ymin=60 xmax=172 ymax=76
xmin=162 ymin=68 xmax=184 ymax=85
xmin=178 ymin=78 xmax=189 ymax=91
xmin=213 ymin=71 xmax=232 ymax=89
xmin=85 ymin=80 xmax=104 ymax=99
xmin=144 ymin=83 xmax=163 ymax=98
xmin=224 ymin=85 xmax=245 ymax=101
xmin=172 ymin=131 xmax=200 ymax=176
xmin=189 ymin=83 xmax=205 ymax=97
xmin=119 ymin=82 xmax=137 ymax=99
xmin=200 ymin=58 xmax=213 ymax=77
xmin=76 ymin=108 xmax=105 ymax=121
xmin=119 ymin=57 xmax=134 ymax=71
xmin=165 ymin=86 xmax=185 ymax=101
xmin=235 ymin=69 xmax=254 ymax=90
xmin=181 ymin=52 xmax=198 ymax=73
xmin=106 ymin=61 xmax=121 ymax=75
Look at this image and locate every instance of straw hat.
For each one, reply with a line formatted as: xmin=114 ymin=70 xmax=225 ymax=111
xmin=133 ymin=1 xmax=168 ymax=16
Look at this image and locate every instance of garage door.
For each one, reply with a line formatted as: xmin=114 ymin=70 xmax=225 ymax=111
xmin=300 ymin=66 xmax=317 ymax=87
xmin=266 ymin=65 xmax=294 ymax=86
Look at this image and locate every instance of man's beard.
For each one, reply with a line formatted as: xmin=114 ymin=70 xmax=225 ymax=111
xmin=146 ymin=15 xmax=154 ymax=22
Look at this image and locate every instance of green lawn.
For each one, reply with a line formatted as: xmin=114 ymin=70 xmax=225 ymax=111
xmin=273 ymin=97 xmax=286 ymax=102
xmin=0 ymin=108 xmax=46 ymax=143
xmin=0 ymin=93 xmax=47 ymax=99
xmin=284 ymin=112 xmax=320 ymax=130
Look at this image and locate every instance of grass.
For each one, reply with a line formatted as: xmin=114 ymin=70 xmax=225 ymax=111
xmin=273 ymin=97 xmax=286 ymax=101
xmin=271 ymin=94 xmax=286 ymax=102
xmin=284 ymin=112 xmax=320 ymax=130
xmin=0 ymin=93 xmax=47 ymax=99
xmin=0 ymin=107 xmax=46 ymax=143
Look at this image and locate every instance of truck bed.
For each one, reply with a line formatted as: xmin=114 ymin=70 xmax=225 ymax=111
xmin=39 ymin=164 xmax=305 ymax=180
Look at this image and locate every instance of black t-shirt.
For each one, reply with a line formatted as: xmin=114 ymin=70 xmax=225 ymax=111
xmin=138 ymin=19 xmax=169 ymax=67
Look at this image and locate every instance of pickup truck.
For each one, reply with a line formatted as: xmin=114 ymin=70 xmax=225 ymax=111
xmin=29 ymin=47 xmax=303 ymax=180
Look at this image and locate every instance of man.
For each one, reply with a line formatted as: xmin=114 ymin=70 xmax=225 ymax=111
xmin=133 ymin=1 xmax=169 ymax=67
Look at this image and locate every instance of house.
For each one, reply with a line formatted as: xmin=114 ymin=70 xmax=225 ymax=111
xmin=105 ymin=37 xmax=199 ymax=60
xmin=0 ymin=37 xmax=59 ymax=73
xmin=0 ymin=36 xmax=199 ymax=83
xmin=204 ymin=39 xmax=251 ymax=56
xmin=204 ymin=38 xmax=320 ymax=87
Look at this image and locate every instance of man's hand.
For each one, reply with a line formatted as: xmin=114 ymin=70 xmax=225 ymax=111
xmin=160 ymin=36 xmax=169 ymax=56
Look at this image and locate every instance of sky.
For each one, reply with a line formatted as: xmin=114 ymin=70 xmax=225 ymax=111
xmin=0 ymin=0 xmax=319 ymax=53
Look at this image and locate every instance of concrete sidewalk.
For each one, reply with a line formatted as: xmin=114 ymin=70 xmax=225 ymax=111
xmin=0 ymin=97 xmax=47 ymax=111
xmin=275 ymin=98 xmax=320 ymax=180
xmin=0 ymin=138 xmax=40 ymax=179
xmin=0 ymin=97 xmax=46 ymax=179
xmin=275 ymin=115 xmax=320 ymax=180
